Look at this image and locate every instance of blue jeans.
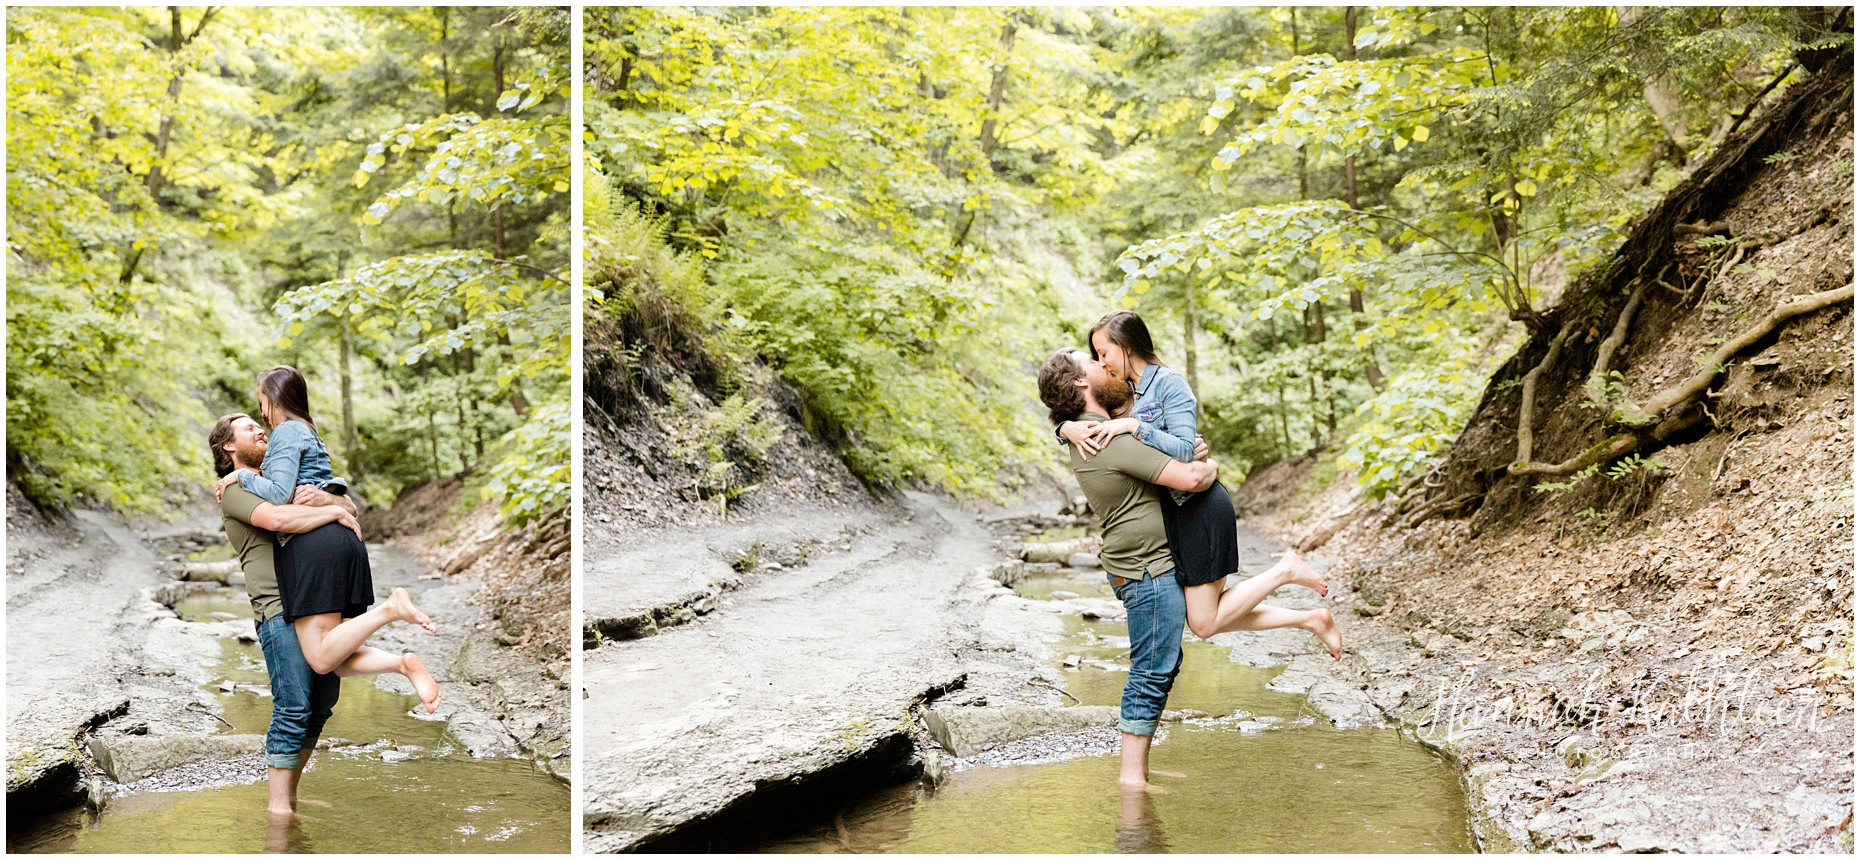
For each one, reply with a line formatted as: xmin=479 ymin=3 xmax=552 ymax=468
xmin=257 ymin=613 xmax=340 ymax=769
xmin=1111 ymin=566 xmax=1185 ymax=737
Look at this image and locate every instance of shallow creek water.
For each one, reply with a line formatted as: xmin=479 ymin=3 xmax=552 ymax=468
xmin=754 ymin=566 xmax=1475 ymax=853
xmin=12 ymin=589 xmax=569 ymax=854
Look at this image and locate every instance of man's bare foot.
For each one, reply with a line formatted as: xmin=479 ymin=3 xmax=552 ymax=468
xmin=267 ymin=805 xmax=296 ymax=817
xmin=1279 ymin=550 xmax=1329 ymax=596
xmin=1304 ymin=607 xmax=1343 ymax=660
xmin=384 ymin=587 xmax=437 ymax=633
xmin=402 ymin=653 xmax=442 ymax=713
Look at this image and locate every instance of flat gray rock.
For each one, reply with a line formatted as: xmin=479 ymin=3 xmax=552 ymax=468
xmin=87 ymin=733 xmax=266 ymax=784
xmin=922 ymin=705 xmax=1120 ymax=757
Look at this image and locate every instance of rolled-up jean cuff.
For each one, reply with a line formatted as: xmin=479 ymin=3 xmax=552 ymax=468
xmin=1119 ymin=717 xmax=1159 ymax=737
xmin=266 ymin=750 xmax=305 ymax=769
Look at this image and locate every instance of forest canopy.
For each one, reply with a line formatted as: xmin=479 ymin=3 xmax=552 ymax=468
xmin=7 ymin=6 xmax=570 ymax=523
xmin=587 ymin=6 xmax=1837 ymax=500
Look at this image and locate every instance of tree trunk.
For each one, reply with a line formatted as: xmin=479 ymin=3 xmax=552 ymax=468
xmin=440 ymin=8 xmax=452 ymax=111
xmin=1342 ymin=7 xmax=1385 ymax=391
xmin=1343 ymin=7 xmax=1360 ymax=208
xmin=1184 ymin=279 xmax=1199 ymax=420
xmin=1351 ymin=288 xmax=1385 ymax=389
xmin=492 ymin=30 xmax=508 ymax=256
xmin=1271 ymin=318 xmax=1292 ymax=455
xmin=1616 ymin=7 xmax=1689 ymax=161
xmin=976 ymin=12 xmax=1020 ymax=161
xmin=337 ymin=252 xmax=361 ymax=489
xmin=1314 ymin=302 xmax=1335 ymax=436
xmin=1303 ymin=307 xmax=1323 ymax=448
xmin=954 ymin=10 xmax=1021 ymax=249
xmin=128 ymin=6 xmax=216 ymax=285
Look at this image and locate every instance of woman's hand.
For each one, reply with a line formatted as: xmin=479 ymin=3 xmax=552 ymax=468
xmin=213 ymin=471 xmax=242 ymax=503
xmin=294 ymin=485 xmax=337 ymax=507
xmin=1084 ymin=417 xmax=1140 ymax=449
xmin=334 ymin=508 xmax=364 ymax=542
xmin=1060 ymin=420 xmax=1106 ymax=459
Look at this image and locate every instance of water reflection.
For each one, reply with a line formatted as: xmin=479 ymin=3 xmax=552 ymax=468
xmin=264 ymin=813 xmax=308 ymax=854
xmin=1116 ymin=787 xmax=1168 ymax=854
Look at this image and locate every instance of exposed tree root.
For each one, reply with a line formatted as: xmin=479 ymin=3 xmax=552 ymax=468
xmin=1510 ymin=433 xmax=1639 ymax=479
xmin=1509 ymin=283 xmax=1850 ymax=482
xmin=1509 ymin=284 xmax=1850 ymax=480
xmin=1516 ymin=316 xmax=1580 ymax=465
xmin=1401 ymin=491 xmax=1481 ymax=530
xmin=1585 ymin=277 xmax=1653 ymax=401
xmin=1673 ymin=220 xmax=1731 ymax=237
xmin=1621 ymin=283 xmax=1854 ymax=429
xmin=1509 ymin=405 xmax=1712 ymax=480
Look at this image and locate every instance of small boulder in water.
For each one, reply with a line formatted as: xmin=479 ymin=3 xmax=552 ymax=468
xmin=1066 ymin=553 xmax=1101 ymax=569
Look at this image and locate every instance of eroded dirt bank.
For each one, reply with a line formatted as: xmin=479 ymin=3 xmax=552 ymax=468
xmin=1225 ymin=54 xmax=1855 ymax=853
xmin=5 ymin=485 xmax=568 ymax=836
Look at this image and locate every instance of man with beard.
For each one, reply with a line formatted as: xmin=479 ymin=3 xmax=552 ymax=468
xmin=1036 ymin=347 xmax=1218 ymax=791
xmin=207 ymin=412 xmax=361 ymax=818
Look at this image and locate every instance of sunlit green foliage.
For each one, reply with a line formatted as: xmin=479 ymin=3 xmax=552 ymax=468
xmin=1111 ymin=6 xmax=1814 ymax=493
xmin=588 ymin=6 xmax=1101 ymax=497
xmin=594 ymin=6 xmax=1829 ymax=502
xmin=7 ymin=6 xmax=568 ymax=521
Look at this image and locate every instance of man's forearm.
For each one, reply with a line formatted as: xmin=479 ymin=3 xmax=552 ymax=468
xmin=252 ymin=504 xmax=343 ymax=534
xmin=1154 ymin=459 xmax=1219 ymax=493
xmin=1187 ymin=461 xmax=1218 ymax=492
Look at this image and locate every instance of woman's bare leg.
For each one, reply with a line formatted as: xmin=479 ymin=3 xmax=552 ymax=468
xmin=334 ymin=646 xmax=442 ymax=713
xmin=1184 ymin=550 xmax=1328 ymax=640
xmin=1226 ymin=604 xmax=1343 ymax=659
xmin=293 ymin=588 xmax=434 ymax=675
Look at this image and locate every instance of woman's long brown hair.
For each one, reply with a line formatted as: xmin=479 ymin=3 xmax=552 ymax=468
xmin=257 ymin=366 xmax=318 ymax=432
xmin=1088 ymin=310 xmax=1160 ymax=365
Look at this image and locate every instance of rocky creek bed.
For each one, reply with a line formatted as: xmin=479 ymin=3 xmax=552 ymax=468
xmin=583 ymin=488 xmax=1505 ymax=852
xmin=5 ymin=500 xmax=569 ymax=853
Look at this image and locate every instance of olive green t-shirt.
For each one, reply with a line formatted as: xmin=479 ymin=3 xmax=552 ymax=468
xmin=1068 ymin=411 xmax=1176 ymax=581
xmin=221 ymin=485 xmax=282 ymax=622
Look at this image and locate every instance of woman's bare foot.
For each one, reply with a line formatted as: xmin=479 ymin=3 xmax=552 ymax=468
xmin=402 ymin=653 xmax=442 ymax=713
xmin=384 ymin=587 xmax=437 ymax=633
xmin=1279 ymin=550 xmax=1329 ymax=596
xmin=1304 ymin=607 xmax=1343 ymax=660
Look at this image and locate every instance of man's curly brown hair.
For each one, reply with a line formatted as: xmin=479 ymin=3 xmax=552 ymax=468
xmin=208 ymin=412 xmax=253 ymax=478
xmin=1037 ymin=348 xmax=1088 ymax=425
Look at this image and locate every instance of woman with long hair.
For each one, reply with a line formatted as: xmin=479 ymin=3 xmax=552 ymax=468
xmin=1056 ymin=311 xmax=1340 ymax=657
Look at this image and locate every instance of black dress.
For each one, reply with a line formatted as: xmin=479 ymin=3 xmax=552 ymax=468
xmin=276 ymin=521 xmax=375 ymax=621
xmin=1158 ymin=480 xmax=1239 ymax=587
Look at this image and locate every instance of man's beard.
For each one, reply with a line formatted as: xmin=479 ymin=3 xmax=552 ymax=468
xmin=1091 ymin=375 xmax=1133 ymax=415
xmin=234 ymin=440 xmax=267 ymax=472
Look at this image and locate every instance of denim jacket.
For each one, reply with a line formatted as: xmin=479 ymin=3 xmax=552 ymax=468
xmin=238 ymin=419 xmax=335 ymax=506
xmin=1131 ymin=364 xmax=1202 ymax=507
xmin=1127 ymin=363 xmax=1199 ymax=464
